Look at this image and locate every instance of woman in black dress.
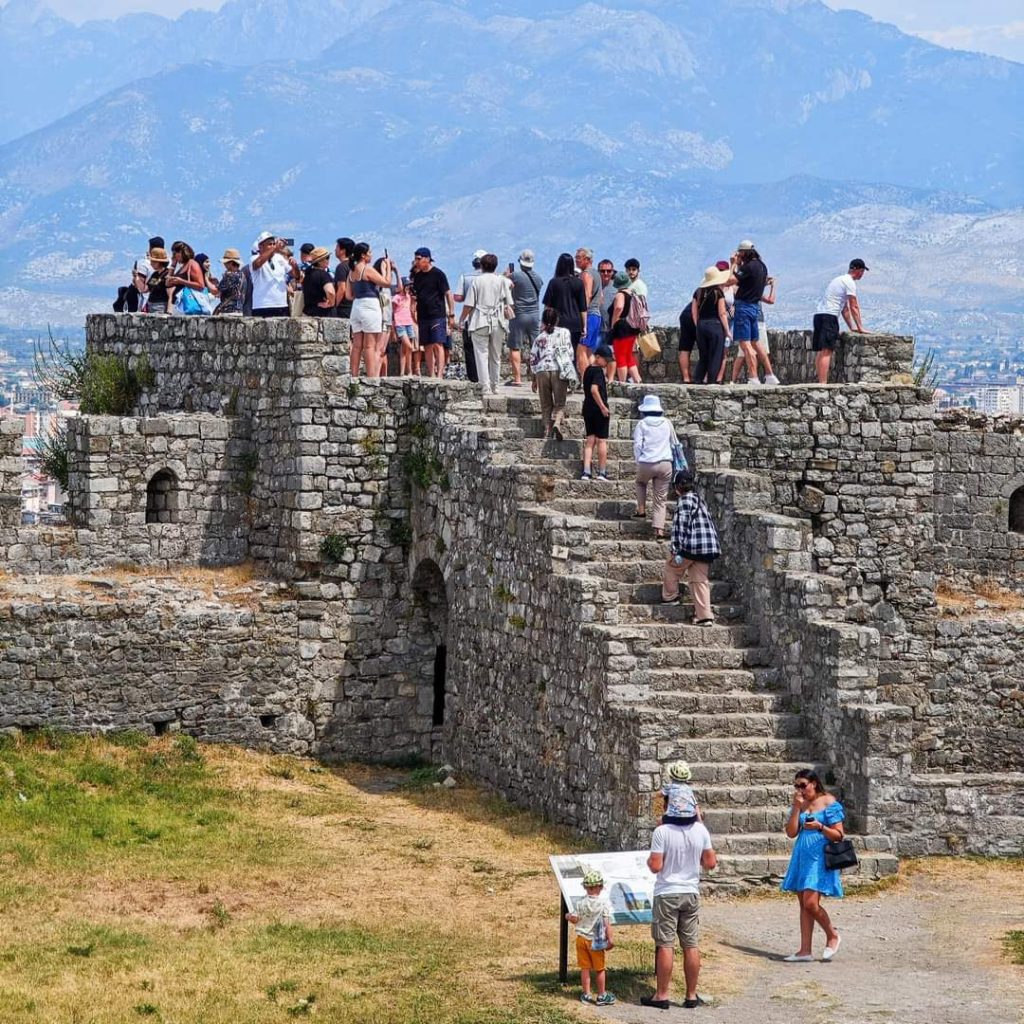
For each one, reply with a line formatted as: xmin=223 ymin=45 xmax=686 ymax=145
xmin=542 ymin=252 xmax=588 ymax=377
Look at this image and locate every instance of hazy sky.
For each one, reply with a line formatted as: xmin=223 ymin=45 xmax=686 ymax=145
xmin=7 ymin=0 xmax=1024 ymax=62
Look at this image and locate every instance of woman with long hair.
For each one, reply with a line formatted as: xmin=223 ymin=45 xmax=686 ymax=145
xmin=345 ymin=242 xmax=392 ymax=377
xmin=780 ymin=769 xmax=845 ymax=962
xmin=542 ymin=252 xmax=588 ymax=377
xmin=691 ymin=266 xmax=732 ymax=384
xmin=529 ymin=305 xmax=574 ymax=441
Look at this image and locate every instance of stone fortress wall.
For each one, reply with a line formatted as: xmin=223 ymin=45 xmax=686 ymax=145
xmin=0 ymin=315 xmax=1021 ymax=864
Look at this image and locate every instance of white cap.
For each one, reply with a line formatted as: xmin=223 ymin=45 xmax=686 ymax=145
xmin=472 ymin=249 xmax=487 ymax=260
xmin=519 ymin=249 xmax=535 ymax=268
xmin=737 ymin=239 xmax=756 ymax=251
xmin=254 ymin=230 xmax=275 ymax=248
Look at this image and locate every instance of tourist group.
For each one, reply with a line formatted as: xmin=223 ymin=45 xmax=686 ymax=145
xmin=116 ymin=235 xmax=868 ymax=389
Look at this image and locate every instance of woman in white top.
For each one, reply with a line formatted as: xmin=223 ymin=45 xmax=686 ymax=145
xmin=633 ymin=394 xmax=675 ymax=538
xmin=460 ymin=253 xmax=514 ymax=394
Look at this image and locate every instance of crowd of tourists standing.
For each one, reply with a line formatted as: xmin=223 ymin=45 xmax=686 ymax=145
xmin=116 ymin=232 xmax=869 ymax=389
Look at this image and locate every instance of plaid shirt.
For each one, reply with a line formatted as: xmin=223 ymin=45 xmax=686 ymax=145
xmin=670 ymin=491 xmax=721 ymax=560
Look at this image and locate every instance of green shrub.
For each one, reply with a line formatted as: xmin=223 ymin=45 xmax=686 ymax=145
xmin=319 ymin=534 xmax=349 ymax=564
xmin=38 ymin=421 xmax=70 ymax=490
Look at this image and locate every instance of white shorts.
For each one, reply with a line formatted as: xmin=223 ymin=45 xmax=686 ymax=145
xmin=350 ymin=297 xmax=383 ymax=334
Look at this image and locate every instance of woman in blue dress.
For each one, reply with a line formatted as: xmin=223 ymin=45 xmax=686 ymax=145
xmin=780 ymin=769 xmax=844 ymax=962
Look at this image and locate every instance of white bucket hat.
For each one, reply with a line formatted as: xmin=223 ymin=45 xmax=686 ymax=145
xmin=638 ymin=395 xmax=663 ymax=415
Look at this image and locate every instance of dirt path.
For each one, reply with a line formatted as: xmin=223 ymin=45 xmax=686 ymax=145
xmin=593 ymin=862 xmax=1024 ymax=1024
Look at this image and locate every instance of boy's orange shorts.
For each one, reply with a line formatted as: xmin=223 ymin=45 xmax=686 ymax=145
xmin=576 ymin=935 xmax=606 ymax=971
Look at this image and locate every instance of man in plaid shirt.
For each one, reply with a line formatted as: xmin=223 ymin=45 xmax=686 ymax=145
xmin=661 ymin=470 xmax=721 ymax=625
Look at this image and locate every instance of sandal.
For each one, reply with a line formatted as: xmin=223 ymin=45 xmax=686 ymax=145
xmin=633 ymin=510 xmax=647 ymax=518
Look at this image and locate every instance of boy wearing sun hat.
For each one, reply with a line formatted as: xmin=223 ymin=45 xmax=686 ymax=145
xmin=565 ymin=869 xmax=616 ymax=1006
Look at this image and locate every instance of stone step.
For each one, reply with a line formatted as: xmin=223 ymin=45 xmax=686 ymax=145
xmin=682 ymin=761 xmax=831 ymax=786
xmin=708 ymin=831 xmax=895 ymax=855
xmin=590 ymin=539 xmax=673 ymax=561
xmin=619 ymin=601 xmax=747 ymax=623
xmin=550 ymin=498 xmax=650 ymax=519
xmin=712 ymin=851 xmax=899 ymax=882
xmin=519 ymin=437 xmax=638 ymax=462
xmin=583 ymin=518 xmax=676 ymax=539
xmin=628 ymin=622 xmax=760 ymax=648
xmin=619 ymin=581 xmax=740 ymax=605
xmin=633 ymin=710 xmax=807 ymax=740
xmin=550 ymin=477 xmax=658 ymax=500
xmin=519 ymin=459 xmax=641 ymax=482
xmin=587 ymin=560 xmax=735 ymax=588
xmin=487 ymin=416 xmax=639 ymax=440
xmin=646 ymin=736 xmax=818 ymax=764
xmin=643 ymin=667 xmax=763 ymax=693
xmin=695 ymin=785 xmax=802 ymax=810
xmin=483 ymin=394 xmax=636 ymax=417
xmin=647 ymin=646 xmax=770 ymax=670
xmin=634 ymin=690 xmax=791 ymax=715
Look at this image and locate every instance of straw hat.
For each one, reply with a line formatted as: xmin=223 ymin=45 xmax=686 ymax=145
xmin=149 ymin=247 xmax=170 ymax=264
xmin=698 ymin=265 xmax=730 ymax=289
xmin=307 ymin=246 xmax=330 ymax=265
xmin=221 ymin=248 xmax=241 ymax=264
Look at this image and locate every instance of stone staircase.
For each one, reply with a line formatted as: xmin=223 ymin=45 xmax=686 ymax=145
xmin=481 ymin=390 xmax=897 ymax=887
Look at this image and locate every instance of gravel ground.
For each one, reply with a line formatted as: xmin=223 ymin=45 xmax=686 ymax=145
xmin=582 ymin=861 xmax=1024 ymax=1024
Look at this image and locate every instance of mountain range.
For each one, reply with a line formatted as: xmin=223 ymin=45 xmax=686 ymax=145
xmin=0 ymin=0 xmax=1021 ymax=333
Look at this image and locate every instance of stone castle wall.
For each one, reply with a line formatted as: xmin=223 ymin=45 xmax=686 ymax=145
xmin=637 ymin=327 xmax=915 ymax=387
xmin=0 ymin=315 xmax=1021 ymax=857
xmin=933 ymin=409 xmax=1024 ymax=592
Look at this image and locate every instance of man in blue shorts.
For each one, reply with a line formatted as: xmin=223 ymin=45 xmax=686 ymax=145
xmin=409 ymin=247 xmax=454 ymax=379
xmin=728 ymin=240 xmax=779 ymax=386
xmin=576 ymin=247 xmax=603 ymax=356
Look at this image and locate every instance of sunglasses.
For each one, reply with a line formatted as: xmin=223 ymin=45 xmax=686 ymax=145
xmin=794 ymin=782 xmax=810 ymax=789
xmin=599 ymin=269 xmax=614 ymax=274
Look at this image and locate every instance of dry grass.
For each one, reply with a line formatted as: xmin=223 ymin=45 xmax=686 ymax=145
xmin=0 ymin=733 xmax=595 ymax=1023
xmin=936 ymin=578 xmax=1024 ymax=616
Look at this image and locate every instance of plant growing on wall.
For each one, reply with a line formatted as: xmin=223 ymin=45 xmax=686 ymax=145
xmin=38 ymin=420 xmax=69 ymax=490
xmin=319 ymin=534 xmax=349 ymax=564
xmin=34 ymin=330 xmax=155 ymax=415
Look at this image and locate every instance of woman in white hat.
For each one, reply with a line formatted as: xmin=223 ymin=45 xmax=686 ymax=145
xmin=633 ymin=394 xmax=675 ymax=538
xmin=691 ymin=266 xmax=732 ymax=384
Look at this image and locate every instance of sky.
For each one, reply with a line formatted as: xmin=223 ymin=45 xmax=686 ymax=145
xmin=6 ymin=0 xmax=1024 ymax=62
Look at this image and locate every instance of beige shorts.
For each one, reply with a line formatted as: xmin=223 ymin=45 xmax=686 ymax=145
xmin=652 ymin=893 xmax=700 ymax=949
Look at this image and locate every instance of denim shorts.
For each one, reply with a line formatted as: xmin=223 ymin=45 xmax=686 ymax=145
xmin=395 ymin=324 xmax=415 ymax=339
xmin=733 ymin=300 xmax=760 ymax=342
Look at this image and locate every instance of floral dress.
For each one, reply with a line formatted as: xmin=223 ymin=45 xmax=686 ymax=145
xmin=780 ymin=801 xmax=846 ymax=898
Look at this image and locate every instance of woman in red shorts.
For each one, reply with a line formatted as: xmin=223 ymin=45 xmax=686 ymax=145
xmin=608 ymin=271 xmax=642 ymax=383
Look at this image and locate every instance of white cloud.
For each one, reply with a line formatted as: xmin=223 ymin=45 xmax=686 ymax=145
xmin=4 ymin=0 xmax=224 ymax=21
xmin=919 ymin=21 xmax=1024 ymax=63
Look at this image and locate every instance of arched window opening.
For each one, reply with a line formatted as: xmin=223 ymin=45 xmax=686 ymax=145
xmin=1010 ymin=486 xmax=1024 ymax=534
xmin=146 ymin=469 xmax=180 ymax=524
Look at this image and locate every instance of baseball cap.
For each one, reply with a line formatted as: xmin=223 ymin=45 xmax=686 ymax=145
xmin=849 ymin=258 xmax=869 ymax=271
xmin=582 ymin=870 xmax=604 ymax=887
xmin=715 ymin=260 xmax=730 ymax=271
xmin=414 ymin=247 xmax=432 ymax=259
xmin=254 ymin=230 xmax=275 ymax=247
xmin=472 ymin=249 xmax=487 ymax=260
xmin=300 ymin=242 xmax=315 ymax=255
xmin=737 ymin=239 xmax=756 ymax=251
xmin=519 ymin=249 xmax=535 ymax=268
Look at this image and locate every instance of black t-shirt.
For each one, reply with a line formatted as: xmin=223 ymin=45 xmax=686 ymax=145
xmin=333 ymin=262 xmax=352 ymax=317
xmin=582 ymin=364 xmax=607 ymax=413
xmin=542 ymin=276 xmax=587 ymax=333
xmin=303 ymin=267 xmax=333 ymax=316
xmin=735 ymin=257 xmax=767 ymax=304
xmin=147 ymin=268 xmax=169 ymax=304
xmin=679 ymin=292 xmax=698 ymax=346
xmin=411 ymin=266 xmax=451 ymax=322
xmin=697 ymin=287 xmax=723 ymax=321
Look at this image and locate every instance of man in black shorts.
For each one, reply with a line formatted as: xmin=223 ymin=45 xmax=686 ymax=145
xmin=813 ymin=259 xmax=867 ymax=383
xmin=410 ymin=247 xmax=455 ymax=379
xmin=581 ymin=345 xmax=613 ymax=480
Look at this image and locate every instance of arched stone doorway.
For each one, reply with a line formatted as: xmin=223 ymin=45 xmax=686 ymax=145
xmin=1010 ymin=484 xmax=1024 ymax=534
xmin=411 ymin=559 xmax=449 ymax=758
xmin=146 ymin=468 xmax=181 ymax=524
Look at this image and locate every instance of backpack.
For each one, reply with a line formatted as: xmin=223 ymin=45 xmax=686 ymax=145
xmin=625 ymin=290 xmax=650 ymax=332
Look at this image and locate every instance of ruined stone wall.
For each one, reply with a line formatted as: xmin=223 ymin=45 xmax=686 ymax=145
xmin=67 ymin=413 xmax=250 ymax=565
xmin=0 ymin=578 xmax=318 ymax=751
xmin=637 ymin=328 xmax=914 ymax=386
xmin=933 ymin=410 xmax=1024 ymax=592
xmin=0 ymin=418 xmax=23 ymax=529
xmin=929 ymin=614 xmax=1024 ymax=773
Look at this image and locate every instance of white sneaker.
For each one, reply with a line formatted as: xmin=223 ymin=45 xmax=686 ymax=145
xmin=783 ymin=953 xmax=814 ymax=963
xmin=748 ymin=377 xmax=763 ymax=387
xmin=764 ymin=374 xmax=780 ymax=386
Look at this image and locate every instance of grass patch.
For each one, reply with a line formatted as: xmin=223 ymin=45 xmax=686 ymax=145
xmin=1004 ymin=930 xmax=1024 ymax=965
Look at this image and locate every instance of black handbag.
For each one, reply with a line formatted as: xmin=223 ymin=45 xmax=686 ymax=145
xmin=824 ymin=838 xmax=858 ymax=871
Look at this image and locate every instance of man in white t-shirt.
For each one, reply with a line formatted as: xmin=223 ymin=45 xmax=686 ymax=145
xmin=813 ymin=258 xmax=868 ymax=383
xmin=249 ymin=231 xmax=296 ymax=318
xmin=641 ymin=820 xmax=717 ymax=1010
